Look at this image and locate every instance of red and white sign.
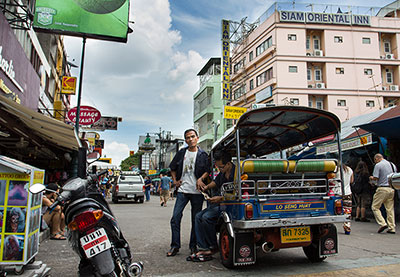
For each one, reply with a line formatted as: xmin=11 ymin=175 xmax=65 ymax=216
xmin=67 ymin=106 xmax=101 ymax=125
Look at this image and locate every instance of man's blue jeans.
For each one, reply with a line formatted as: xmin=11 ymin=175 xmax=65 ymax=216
xmin=195 ymin=204 xmax=220 ymax=251
xmin=170 ymin=192 xmax=203 ymax=249
xmin=145 ymin=189 xmax=150 ymax=201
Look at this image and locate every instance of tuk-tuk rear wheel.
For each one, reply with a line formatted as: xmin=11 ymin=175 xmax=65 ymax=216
xmin=219 ymin=224 xmax=234 ymax=268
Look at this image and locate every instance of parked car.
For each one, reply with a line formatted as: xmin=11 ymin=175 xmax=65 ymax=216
xmin=112 ymin=172 xmax=145 ymax=203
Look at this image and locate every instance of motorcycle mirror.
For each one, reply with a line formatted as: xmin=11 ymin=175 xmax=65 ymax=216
xmin=29 ymin=183 xmax=46 ymax=194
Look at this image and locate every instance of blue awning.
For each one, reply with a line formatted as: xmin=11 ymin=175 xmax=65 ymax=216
xmin=355 ymin=116 xmax=400 ymax=140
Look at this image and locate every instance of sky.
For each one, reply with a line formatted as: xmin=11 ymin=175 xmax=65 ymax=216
xmin=64 ymin=0 xmax=394 ymax=166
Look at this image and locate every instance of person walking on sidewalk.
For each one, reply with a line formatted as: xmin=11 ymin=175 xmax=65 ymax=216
xmin=353 ymin=160 xmax=372 ymax=222
xmin=159 ymin=173 xmax=171 ymax=207
xmin=370 ymin=153 xmax=397 ymax=234
xmin=167 ymin=129 xmax=210 ymax=257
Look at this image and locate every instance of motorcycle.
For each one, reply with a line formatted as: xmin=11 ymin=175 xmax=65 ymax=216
xmin=30 ymin=171 xmax=143 ymax=277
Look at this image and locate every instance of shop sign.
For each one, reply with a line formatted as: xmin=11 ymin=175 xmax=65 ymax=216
xmin=316 ymin=133 xmax=372 ymax=155
xmin=224 ymin=106 xmax=247 ymax=120
xmin=66 ymin=106 xmax=101 ymax=125
xmin=0 ymin=46 xmax=23 ymax=92
xmin=61 ymin=76 xmax=77 ymax=95
xmin=82 ymin=116 xmax=119 ymax=131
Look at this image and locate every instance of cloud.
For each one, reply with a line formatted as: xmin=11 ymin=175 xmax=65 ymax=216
xmin=102 ymin=141 xmax=130 ymax=166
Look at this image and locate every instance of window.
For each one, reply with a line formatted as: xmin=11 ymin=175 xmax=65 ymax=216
xmin=337 ymin=99 xmax=346 ymax=106
xmin=362 ymin=37 xmax=371 ymax=44
xmin=290 ymin=98 xmax=299 ymax=105
xmin=316 ymin=98 xmax=323 ymax=109
xmin=288 ymin=34 xmax=297 ymax=41
xmin=289 ymin=66 xmax=298 ymax=73
xmin=366 ymin=100 xmax=375 ymax=107
xmin=364 ymin=68 xmax=373 ymax=75
xmin=233 ymin=58 xmax=245 ymax=74
xmin=386 ymin=69 xmax=393 ymax=83
xmin=249 ymin=51 xmax=253 ymax=61
xmin=313 ymin=36 xmax=320 ymax=50
xmin=334 ymin=36 xmax=343 ymax=43
xmin=315 ymin=67 xmax=322 ymax=81
xmin=307 ymin=68 xmax=311 ymax=81
xmin=336 ymin=67 xmax=344 ymax=74
xmin=308 ymin=100 xmax=313 ymax=107
xmin=256 ymin=36 xmax=272 ymax=56
xmin=384 ymin=41 xmax=391 ymax=53
xmin=256 ymin=67 xmax=273 ymax=86
xmin=249 ymin=79 xmax=254 ymax=90
xmin=233 ymin=85 xmax=246 ymax=100
xmin=306 ymin=36 xmax=310 ymax=49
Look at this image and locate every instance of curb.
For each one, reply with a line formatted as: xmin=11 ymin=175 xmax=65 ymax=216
xmin=39 ymin=229 xmax=50 ymax=243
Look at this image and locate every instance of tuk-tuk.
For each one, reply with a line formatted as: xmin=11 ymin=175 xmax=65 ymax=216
xmin=212 ymin=106 xmax=348 ymax=268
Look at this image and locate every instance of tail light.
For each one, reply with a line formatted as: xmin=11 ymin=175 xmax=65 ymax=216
xmin=245 ymin=203 xmax=253 ymax=219
xmin=334 ymin=199 xmax=343 ymax=215
xmin=143 ymin=185 xmax=145 ymax=192
xmin=68 ymin=210 xmax=104 ymax=232
xmin=115 ymin=185 xmax=119 ymax=193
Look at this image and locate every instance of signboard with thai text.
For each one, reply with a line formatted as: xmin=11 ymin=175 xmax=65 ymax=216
xmin=224 ymin=106 xmax=247 ymax=120
xmin=316 ymin=133 xmax=372 ymax=155
xmin=81 ymin=116 xmax=119 ymax=131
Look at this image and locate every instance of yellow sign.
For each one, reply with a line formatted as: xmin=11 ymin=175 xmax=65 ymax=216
xmin=99 ymin=158 xmax=112 ymax=164
xmin=61 ymin=76 xmax=77 ymax=95
xmin=221 ymin=19 xmax=231 ymax=100
xmin=224 ymin=106 xmax=247 ymax=119
xmin=148 ymin=170 xmax=157 ymax=175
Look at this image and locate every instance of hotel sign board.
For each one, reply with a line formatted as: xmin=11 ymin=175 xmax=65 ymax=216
xmin=221 ymin=19 xmax=231 ymax=100
xmin=280 ymin=11 xmax=370 ymax=26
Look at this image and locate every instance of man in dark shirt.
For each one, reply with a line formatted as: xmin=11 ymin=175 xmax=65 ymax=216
xmin=189 ymin=150 xmax=235 ymax=261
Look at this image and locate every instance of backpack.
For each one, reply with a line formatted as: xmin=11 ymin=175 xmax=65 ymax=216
xmin=351 ymin=174 xmax=363 ymax=195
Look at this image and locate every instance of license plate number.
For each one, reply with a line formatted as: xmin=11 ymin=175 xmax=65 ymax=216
xmin=127 ymin=194 xmax=136 ymax=198
xmin=80 ymin=228 xmax=111 ymax=258
xmin=281 ymin=226 xmax=311 ymax=243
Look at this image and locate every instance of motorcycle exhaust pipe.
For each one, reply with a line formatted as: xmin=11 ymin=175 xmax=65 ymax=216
xmin=128 ymin=261 xmax=144 ymax=277
xmin=262 ymin=241 xmax=274 ymax=253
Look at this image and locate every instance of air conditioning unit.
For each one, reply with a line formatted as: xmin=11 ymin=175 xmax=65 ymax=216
xmin=390 ymin=85 xmax=399 ymax=91
xmin=382 ymin=86 xmax=388 ymax=91
xmin=308 ymin=84 xmax=314 ymax=88
xmin=386 ymin=53 xmax=395 ymax=59
xmin=306 ymin=52 xmax=312 ymax=56
xmin=316 ymin=83 xmax=325 ymax=89
xmin=314 ymin=50 xmax=323 ymax=56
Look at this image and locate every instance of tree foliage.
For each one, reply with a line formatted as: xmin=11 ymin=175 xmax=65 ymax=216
xmin=120 ymin=152 xmax=142 ymax=171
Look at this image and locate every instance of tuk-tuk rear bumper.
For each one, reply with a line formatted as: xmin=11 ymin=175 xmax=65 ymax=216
xmin=232 ymin=215 xmax=349 ymax=229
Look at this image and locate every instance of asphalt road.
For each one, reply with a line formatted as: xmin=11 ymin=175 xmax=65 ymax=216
xmin=35 ymin=196 xmax=400 ymax=276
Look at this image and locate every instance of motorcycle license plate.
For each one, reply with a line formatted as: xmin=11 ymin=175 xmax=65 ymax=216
xmin=80 ymin=228 xmax=111 ymax=258
xmin=280 ymin=226 xmax=311 ymax=243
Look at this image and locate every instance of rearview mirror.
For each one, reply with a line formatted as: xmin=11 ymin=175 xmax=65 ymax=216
xmin=120 ymin=176 xmax=125 ymax=180
xmin=29 ymin=183 xmax=46 ymax=194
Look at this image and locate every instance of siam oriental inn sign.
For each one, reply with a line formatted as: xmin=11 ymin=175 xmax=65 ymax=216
xmin=280 ymin=11 xmax=370 ymax=26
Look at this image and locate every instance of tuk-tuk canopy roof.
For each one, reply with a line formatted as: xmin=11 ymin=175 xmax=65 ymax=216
xmin=212 ymin=106 xmax=340 ymax=157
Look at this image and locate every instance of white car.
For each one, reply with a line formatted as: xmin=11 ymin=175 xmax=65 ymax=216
xmin=112 ymin=172 xmax=145 ymax=203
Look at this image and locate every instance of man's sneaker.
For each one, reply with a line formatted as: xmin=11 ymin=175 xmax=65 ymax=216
xmin=378 ymin=225 xmax=388 ymax=233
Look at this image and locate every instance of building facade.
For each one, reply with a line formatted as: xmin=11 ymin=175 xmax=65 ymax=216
xmin=230 ymin=2 xmax=400 ymax=121
xmin=194 ymin=58 xmax=230 ymax=152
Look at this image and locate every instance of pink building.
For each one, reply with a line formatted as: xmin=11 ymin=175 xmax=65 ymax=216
xmin=230 ymin=2 xmax=400 ymax=121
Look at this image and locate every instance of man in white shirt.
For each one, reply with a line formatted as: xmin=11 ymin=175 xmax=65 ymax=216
xmin=370 ymin=153 xmax=397 ymax=234
xmin=167 ymin=129 xmax=210 ymax=257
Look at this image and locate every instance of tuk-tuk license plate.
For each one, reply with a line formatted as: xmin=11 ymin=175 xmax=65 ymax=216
xmin=80 ymin=228 xmax=111 ymax=258
xmin=281 ymin=226 xmax=311 ymax=243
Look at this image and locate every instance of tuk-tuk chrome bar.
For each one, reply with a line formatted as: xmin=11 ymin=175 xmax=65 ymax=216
xmin=236 ymin=129 xmax=242 ymax=201
xmin=337 ymin=131 xmax=345 ymax=198
xmin=232 ymin=215 xmax=349 ymax=229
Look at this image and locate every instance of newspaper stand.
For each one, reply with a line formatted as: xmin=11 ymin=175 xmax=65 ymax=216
xmin=0 ymin=155 xmax=44 ymax=274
